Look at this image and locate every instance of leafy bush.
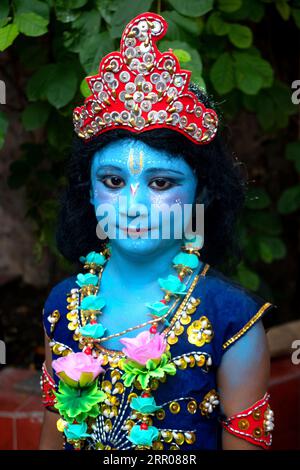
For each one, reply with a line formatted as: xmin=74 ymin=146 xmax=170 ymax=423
xmin=1 ymin=0 xmax=299 ymax=304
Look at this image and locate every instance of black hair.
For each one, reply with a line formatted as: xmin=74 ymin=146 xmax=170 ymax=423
xmin=56 ymin=84 xmax=246 ymax=272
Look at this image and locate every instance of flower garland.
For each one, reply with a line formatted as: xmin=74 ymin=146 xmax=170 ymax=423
xmin=52 ymin=236 xmax=202 ymax=450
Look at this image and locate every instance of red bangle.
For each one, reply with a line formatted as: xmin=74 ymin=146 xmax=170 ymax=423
xmin=221 ymin=392 xmax=274 ymax=449
xmin=40 ymin=361 xmax=57 ymax=408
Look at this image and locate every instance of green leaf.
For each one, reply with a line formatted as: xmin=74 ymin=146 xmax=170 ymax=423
xmin=46 ymin=63 xmax=78 ymax=108
xmin=80 ymin=77 xmax=91 ymax=98
xmin=292 ymin=8 xmax=300 ymax=28
xmin=244 ymin=211 xmax=282 ymax=236
xmin=79 ymin=372 xmax=95 ymax=388
xmin=79 ymin=31 xmax=114 ymax=74
xmin=285 ymin=141 xmax=300 ymax=173
xmin=173 ymin=49 xmax=191 ymax=62
xmin=21 ymin=102 xmax=51 ymax=130
xmin=245 ymin=187 xmax=271 ymax=210
xmin=95 ymin=0 xmax=119 ymax=25
xmin=278 ymin=185 xmax=300 ymax=214
xmin=210 ymin=52 xmax=235 ymax=95
xmin=0 ymin=24 xmax=19 ymax=51
xmin=228 ymin=24 xmax=253 ymax=48
xmin=256 ymin=93 xmax=275 ymax=131
xmin=0 ymin=111 xmax=8 ymax=149
xmin=233 ymin=51 xmax=274 ymax=94
xmin=258 ymin=237 xmax=287 ymax=263
xmin=218 ymin=0 xmax=242 ymax=13
xmin=123 ymin=372 xmax=136 ymax=387
xmin=0 ymin=0 xmax=9 ymax=22
xmin=276 ymin=0 xmax=291 ymax=20
xmin=138 ymin=373 xmax=150 ymax=390
xmin=14 ymin=0 xmax=50 ymax=20
xmin=207 ymin=12 xmax=230 ymax=36
xmin=162 ymin=10 xmax=203 ymax=36
xmin=110 ymin=0 xmax=154 ymax=38
xmin=55 ymin=0 xmax=88 ymax=8
xmin=14 ymin=12 xmax=48 ymax=37
xmin=57 ymin=371 xmax=78 ymax=388
xmin=26 ymin=64 xmax=56 ymax=101
xmin=236 ymin=263 xmax=260 ymax=291
xmin=159 ymin=39 xmax=203 ymax=79
xmin=167 ymin=0 xmax=213 ymax=17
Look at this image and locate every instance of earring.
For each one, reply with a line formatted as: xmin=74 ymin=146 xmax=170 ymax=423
xmin=182 ymin=234 xmax=203 ymax=257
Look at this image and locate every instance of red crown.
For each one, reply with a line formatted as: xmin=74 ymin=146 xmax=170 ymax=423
xmin=73 ymin=12 xmax=218 ymax=145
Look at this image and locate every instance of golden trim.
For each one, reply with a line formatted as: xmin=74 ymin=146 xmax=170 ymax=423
xmin=222 ymin=302 xmax=273 ymax=350
xmin=93 ymin=262 xmax=210 ymax=358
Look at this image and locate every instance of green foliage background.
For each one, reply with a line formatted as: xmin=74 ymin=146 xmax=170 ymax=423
xmin=1 ymin=0 xmax=299 ymax=322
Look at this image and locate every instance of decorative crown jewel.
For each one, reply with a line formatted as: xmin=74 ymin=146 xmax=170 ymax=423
xmin=73 ymin=12 xmax=218 ymax=145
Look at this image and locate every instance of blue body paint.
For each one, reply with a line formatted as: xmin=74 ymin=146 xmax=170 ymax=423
xmin=90 ymin=137 xmax=200 ymax=349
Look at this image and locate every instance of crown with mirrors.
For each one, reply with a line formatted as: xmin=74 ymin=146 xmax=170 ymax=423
xmin=73 ymin=12 xmax=218 ymax=145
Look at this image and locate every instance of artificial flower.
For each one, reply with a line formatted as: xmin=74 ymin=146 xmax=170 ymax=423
xmin=172 ymin=252 xmax=199 ymax=269
xmin=120 ymin=330 xmax=166 ymax=365
xmin=158 ymin=274 xmax=187 ymax=295
xmin=52 ymin=352 xmax=104 ymax=388
xmin=127 ymin=424 xmax=159 ymax=446
xmin=54 ymin=381 xmax=106 ymax=422
xmin=145 ymin=301 xmax=169 ymax=317
xmin=64 ymin=422 xmax=90 ymax=440
xmin=76 ymin=273 xmax=99 ymax=287
xmin=121 ymin=352 xmax=176 ymax=389
xmin=130 ymin=395 xmax=161 ymax=414
xmin=79 ymin=251 xmax=107 ymax=266
xmin=79 ymin=295 xmax=105 ymax=311
xmin=79 ymin=323 xmax=106 ymax=339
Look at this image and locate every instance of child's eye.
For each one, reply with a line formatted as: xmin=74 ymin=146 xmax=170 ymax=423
xmin=100 ymin=175 xmax=125 ymax=189
xmin=149 ymin=178 xmax=176 ymax=191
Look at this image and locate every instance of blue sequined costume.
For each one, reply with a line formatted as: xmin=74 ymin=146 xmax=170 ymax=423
xmin=42 ymin=262 xmax=275 ymax=450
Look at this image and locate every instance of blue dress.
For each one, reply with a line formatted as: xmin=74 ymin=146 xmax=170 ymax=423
xmin=42 ymin=262 xmax=275 ymax=450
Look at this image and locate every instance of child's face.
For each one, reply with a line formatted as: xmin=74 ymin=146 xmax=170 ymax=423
xmin=90 ymin=137 xmax=198 ymax=256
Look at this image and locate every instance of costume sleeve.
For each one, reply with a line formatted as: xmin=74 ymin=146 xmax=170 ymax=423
xmin=220 ymin=281 xmax=276 ymax=354
xmin=42 ymin=275 xmax=77 ymax=339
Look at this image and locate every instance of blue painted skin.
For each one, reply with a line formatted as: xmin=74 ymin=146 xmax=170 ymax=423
xmin=89 ymin=138 xmax=268 ymax=439
xmin=89 ymin=137 xmax=203 ymax=350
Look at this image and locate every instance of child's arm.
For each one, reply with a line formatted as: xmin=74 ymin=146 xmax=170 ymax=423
xmin=217 ymin=320 xmax=271 ymax=450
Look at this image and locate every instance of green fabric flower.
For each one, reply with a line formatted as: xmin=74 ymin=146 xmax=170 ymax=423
xmin=79 ymin=323 xmax=106 ymax=339
xmin=128 ymin=424 xmax=159 ymax=446
xmin=64 ymin=422 xmax=90 ymax=440
xmin=76 ymin=273 xmax=99 ymax=287
xmin=54 ymin=381 xmax=106 ymax=423
xmin=121 ymin=352 xmax=176 ymax=389
xmin=158 ymin=274 xmax=187 ymax=295
xmin=79 ymin=251 xmax=107 ymax=266
xmin=79 ymin=295 xmax=106 ymax=311
xmin=130 ymin=396 xmax=162 ymax=414
xmin=172 ymin=252 xmax=199 ymax=269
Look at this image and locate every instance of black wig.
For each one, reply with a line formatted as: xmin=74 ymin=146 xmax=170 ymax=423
xmin=56 ymin=84 xmax=246 ymax=272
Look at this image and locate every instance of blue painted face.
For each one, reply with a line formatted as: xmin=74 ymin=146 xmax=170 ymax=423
xmin=90 ymin=137 xmax=198 ymax=256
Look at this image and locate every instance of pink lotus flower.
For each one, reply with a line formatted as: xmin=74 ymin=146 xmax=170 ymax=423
xmin=52 ymin=352 xmax=104 ymax=388
xmin=120 ymin=331 xmax=167 ymax=366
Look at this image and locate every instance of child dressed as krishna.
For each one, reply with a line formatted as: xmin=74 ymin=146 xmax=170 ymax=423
xmin=39 ymin=12 xmax=275 ymax=451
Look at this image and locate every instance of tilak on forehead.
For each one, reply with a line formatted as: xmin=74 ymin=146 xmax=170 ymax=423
xmin=127 ymin=146 xmax=143 ymax=198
